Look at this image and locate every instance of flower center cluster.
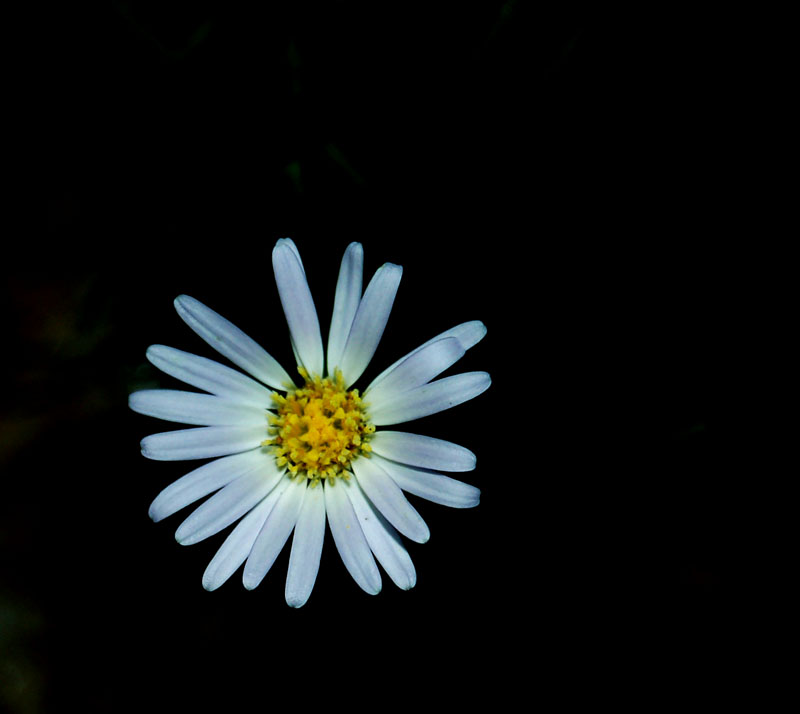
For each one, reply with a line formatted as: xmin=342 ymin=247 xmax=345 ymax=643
xmin=265 ymin=368 xmax=374 ymax=483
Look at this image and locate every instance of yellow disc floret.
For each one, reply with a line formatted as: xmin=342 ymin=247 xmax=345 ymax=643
xmin=264 ymin=367 xmax=374 ymax=485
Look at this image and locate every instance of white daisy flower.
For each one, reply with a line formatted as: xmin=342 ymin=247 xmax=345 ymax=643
xmin=130 ymin=238 xmax=490 ymax=607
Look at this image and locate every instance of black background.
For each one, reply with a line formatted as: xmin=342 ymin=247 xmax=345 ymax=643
xmin=4 ymin=2 xmax=758 ymax=710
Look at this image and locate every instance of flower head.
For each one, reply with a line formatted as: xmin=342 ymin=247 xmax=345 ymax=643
xmin=130 ymin=238 xmax=490 ymax=607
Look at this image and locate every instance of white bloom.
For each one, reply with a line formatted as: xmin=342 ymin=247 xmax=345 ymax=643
xmin=130 ymin=238 xmax=490 ymax=607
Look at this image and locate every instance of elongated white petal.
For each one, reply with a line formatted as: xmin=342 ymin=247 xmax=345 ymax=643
xmin=373 ymin=453 xmax=480 ymax=508
xmin=285 ymin=484 xmax=326 ymax=607
xmin=174 ymin=295 xmax=294 ymax=390
xmin=364 ymin=337 xmax=464 ymax=409
xmin=338 ymin=263 xmax=402 ymax=387
xmin=202 ymin=494 xmax=278 ymax=590
xmin=175 ymin=463 xmax=284 ymax=545
xmin=368 ymin=320 xmax=487 ymax=391
xmin=324 ymin=478 xmax=381 ymax=595
xmin=146 ymin=345 xmax=275 ymax=408
xmin=351 ymin=456 xmax=429 ymax=543
xmin=369 ymin=431 xmax=476 ymax=472
xmin=148 ymin=448 xmax=269 ymax=522
xmin=129 ymin=389 xmax=268 ymax=427
xmin=272 ymin=239 xmax=324 ymax=377
xmin=369 ymin=371 xmax=491 ymax=426
xmin=140 ymin=426 xmax=268 ymax=461
xmin=327 ymin=242 xmax=364 ymax=377
xmin=346 ymin=477 xmax=416 ymax=590
xmin=243 ymin=476 xmax=307 ymax=590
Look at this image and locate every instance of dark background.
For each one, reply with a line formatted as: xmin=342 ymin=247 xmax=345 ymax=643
xmin=4 ymin=2 xmax=757 ymax=711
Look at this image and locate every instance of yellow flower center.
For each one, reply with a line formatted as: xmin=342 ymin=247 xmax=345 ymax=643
xmin=264 ymin=367 xmax=374 ymax=484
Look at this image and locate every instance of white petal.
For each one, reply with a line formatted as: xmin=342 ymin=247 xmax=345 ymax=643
xmin=174 ymin=295 xmax=294 ymax=390
xmin=326 ymin=242 xmax=364 ymax=377
xmin=272 ymin=239 xmax=324 ymax=377
xmin=351 ymin=456 xmax=429 ymax=543
xmin=146 ymin=344 xmax=275 ymax=408
xmin=202 ymin=494 xmax=277 ymax=590
xmin=338 ymin=263 xmax=402 ymax=387
xmin=129 ymin=389 xmax=268 ymax=427
xmin=346 ymin=477 xmax=416 ymax=590
xmin=140 ymin=425 xmax=268 ymax=461
xmin=368 ymin=320 xmax=487 ymax=391
xmin=369 ymin=431 xmax=476 ymax=472
xmin=324 ymin=478 xmax=381 ymax=595
xmin=243 ymin=476 xmax=307 ymax=590
xmin=363 ymin=337 xmax=464 ymax=409
xmin=369 ymin=371 xmax=491 ymax=426
xmin=279 ymin=237 xmax=306 ymax=274
xmin=148 ymin=448 xmax=268 ymax=522
xmin=175 ymin=462 xmax=284 ymax=545
xmin=373 ymin=453 xmax=480 ymax=509
xmin=447 ymin=320 xmax=487 ymax=351
xmin=285 ymin=484 xmax=326 ymax=607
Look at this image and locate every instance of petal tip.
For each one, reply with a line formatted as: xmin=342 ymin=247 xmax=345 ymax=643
xmin=140 ymin=437 xmax=154 ymax=459
xmin=401 ymin=577 xmax=417 ymax=591
xmin=202 ymin=574 xmax=220 ymax=592
xmin=173 ymin=294 xmax=193 ymax=311
xmin=144 ymin=343 xmax=164 ymax=361
xmin=272 ymin=237 xmax=297 ymax=258
xmin=286 ymin=593 xmax=309 ymax=609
